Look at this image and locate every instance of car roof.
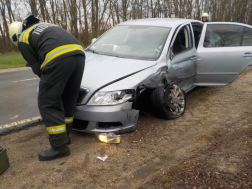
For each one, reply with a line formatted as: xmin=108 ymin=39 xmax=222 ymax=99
xmin=118 ymin=18 xmax=201 ymax=28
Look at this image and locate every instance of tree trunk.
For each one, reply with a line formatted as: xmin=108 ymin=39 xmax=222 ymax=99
xmin=0 ymin=24 xmax=7 ymax=54
xmin=82 ymin=0 xmax=89 ymax=46
xmin=29 ymin=0 xmax=38 ymax=17
xmin=114 ymin=1 xmax=120 ymax=24
xmin=39 ymin=0 xmax=46 ymax=22
xmin=6 ymin=0 xmax=14 ymax=22
xmin=0 ymin=1 xmax=11 ymax=52
xmin=122 ymin=0 xmax=127 ymax=21
xmin=95 ymin=0 xmax=99 ymax=36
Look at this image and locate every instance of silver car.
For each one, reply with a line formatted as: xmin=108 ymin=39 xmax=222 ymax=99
xmin=73 ymin=18 xmax=252 ymax=133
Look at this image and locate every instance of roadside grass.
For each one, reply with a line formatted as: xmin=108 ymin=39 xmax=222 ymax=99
xmin=0 ymin=52 xmax=26 ymax=69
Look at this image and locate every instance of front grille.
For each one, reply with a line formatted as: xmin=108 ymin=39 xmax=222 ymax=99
xmin=97 ymin=122 xmax=123 ymax=129
xmin=76 ymin=87 xmax=89 ymax=105
xmin=72 ymin=119 xmax=89 ymax=130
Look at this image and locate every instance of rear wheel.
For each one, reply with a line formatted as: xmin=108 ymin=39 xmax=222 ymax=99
xmin=151 ymin=84 xmax=186 ymax=119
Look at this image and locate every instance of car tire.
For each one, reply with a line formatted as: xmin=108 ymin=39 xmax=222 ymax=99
xmin=151 ymin=84 xmax=186 ymax=120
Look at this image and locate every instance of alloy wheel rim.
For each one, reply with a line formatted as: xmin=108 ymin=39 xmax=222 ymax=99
xmin=168 ymin=85 xmax=185 ymax=116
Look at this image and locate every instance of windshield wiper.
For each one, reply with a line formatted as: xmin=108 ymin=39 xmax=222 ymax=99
xmin=86 ymin=48 xmax=100 ymax=54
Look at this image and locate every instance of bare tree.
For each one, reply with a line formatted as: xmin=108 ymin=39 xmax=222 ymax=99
xmin=0 ymin=0 xmax=11 ymax=53
xmin=1 ymin=0 xmax=252 ymax=53
xmin=28 ymin=0 xmax=38 ymax=17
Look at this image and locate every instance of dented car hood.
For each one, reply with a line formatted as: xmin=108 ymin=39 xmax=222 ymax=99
xmin=80 ymin=52 xmax=157 ymax=103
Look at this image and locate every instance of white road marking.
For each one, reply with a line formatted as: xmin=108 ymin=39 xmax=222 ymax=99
xmin=10 ymin=115 xmax=19 ymax=119
xmin=0 ymin=67 xmax=31 ymax=73
xmin=0 ymin=116 xmax=42 ymax=129
xmin=12 ymin=78 xmax=39 ymax=82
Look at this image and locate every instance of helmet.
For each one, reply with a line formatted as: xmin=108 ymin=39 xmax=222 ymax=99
xmin=23 ymin=15 xmax=40 ymax=31
xmin=9 ymin=22 xmax=23 ymax=46
xmin=202 ymin=13 xmax=209 ymax=19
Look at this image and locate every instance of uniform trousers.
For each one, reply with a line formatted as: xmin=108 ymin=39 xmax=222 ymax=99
xmin=38 ymin=54 xmax=85 ymax=148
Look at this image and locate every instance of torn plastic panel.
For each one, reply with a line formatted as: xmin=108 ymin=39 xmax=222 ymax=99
xmin=139 ymin=66 xmax=168 ymax=88
xmin=138 ymin=61 xmax=196 ymax=91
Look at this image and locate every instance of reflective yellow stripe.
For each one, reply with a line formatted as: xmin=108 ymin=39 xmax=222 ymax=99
xmin=65 ymin=116 xmax=74 ymax=124
xmin=20 ymin=23 xmax=52 ymax=44
xmin=21 ymin=24 xmax=40 ymax=44
xmin=40 ymin=44 xmax=84 ymax=69
xmin=42 ymin=47 xmax=83 ymax=67
xmin=46 ymin=124 xmax=66 ymax=134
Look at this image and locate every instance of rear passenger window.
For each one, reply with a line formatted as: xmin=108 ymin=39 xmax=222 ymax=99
xmin=204 ymin=25 xmax=243 ymax=47
xmin=242 ymin=27 xmax=252 ymax=46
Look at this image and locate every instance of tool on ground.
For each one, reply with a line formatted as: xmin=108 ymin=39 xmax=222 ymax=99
xmin=0 ymin=146 xmax=10 ymax=175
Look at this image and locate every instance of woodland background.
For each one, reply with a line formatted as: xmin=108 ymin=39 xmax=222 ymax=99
xmin=0 ymin=0 xmax=252 ymax=53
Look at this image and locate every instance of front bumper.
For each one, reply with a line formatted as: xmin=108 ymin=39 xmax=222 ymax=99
xmin=73 ymin=102 xmax=139 ymax=134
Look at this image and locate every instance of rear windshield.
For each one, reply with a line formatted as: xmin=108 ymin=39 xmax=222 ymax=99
xmin=87 ymin=25 xmax=171 ymax=60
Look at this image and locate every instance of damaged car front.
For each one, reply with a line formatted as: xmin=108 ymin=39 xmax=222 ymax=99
xmin=73 ymin=18 xmax=252 ymax=133
xmin=73 ymin=19 xmax=174 ymax=133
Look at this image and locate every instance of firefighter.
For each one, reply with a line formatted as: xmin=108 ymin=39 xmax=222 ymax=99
xmin=202 ymin=13 xmax=209 ymax=22
xmin=9 ymin=15 xmax=85 ymax=161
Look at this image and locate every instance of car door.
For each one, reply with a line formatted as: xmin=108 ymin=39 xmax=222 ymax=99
xmin=195 ymin=22 xmax=252 ymax=86
xmin=168 ymin=23 xmax=197 ymax=92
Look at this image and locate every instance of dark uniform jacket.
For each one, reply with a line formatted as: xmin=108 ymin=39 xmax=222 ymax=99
xmin=18 ymin=23 xmax=85 ymax=77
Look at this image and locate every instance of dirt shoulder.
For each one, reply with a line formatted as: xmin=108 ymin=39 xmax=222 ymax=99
xmin=1 ymin=68 xmax=252 ymax=188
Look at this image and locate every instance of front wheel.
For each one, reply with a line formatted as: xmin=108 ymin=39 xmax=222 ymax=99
xmin=151 ymin=84 xmax=186 ymax=120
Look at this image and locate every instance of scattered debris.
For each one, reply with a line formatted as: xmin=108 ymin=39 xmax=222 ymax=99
xmin=97 ymin=155 xmax=108 ymax=161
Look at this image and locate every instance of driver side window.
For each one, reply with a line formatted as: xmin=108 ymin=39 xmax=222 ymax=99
xmin=172 ymin=25 xmax=191 ymax=55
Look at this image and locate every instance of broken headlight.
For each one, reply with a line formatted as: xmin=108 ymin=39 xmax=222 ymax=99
xmin=87 ymin=90 xmax=135 ymax=105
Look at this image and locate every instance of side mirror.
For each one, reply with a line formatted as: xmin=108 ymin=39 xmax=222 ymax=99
xmin=91 ymin=38 xmax=97 ymax=44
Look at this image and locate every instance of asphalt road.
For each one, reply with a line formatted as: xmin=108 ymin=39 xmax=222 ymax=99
xmin=0 ymin=68 xmax=40 ymax=127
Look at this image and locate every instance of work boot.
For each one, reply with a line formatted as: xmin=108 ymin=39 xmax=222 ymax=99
xmin=67 ymin=133 xmax=71 ymax=145
xmin=38 ymin=145 xmax=70 ymax=161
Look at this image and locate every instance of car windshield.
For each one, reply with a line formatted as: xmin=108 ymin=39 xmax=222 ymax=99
xmin=88 ymin=25 xmax=171 ymax=60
